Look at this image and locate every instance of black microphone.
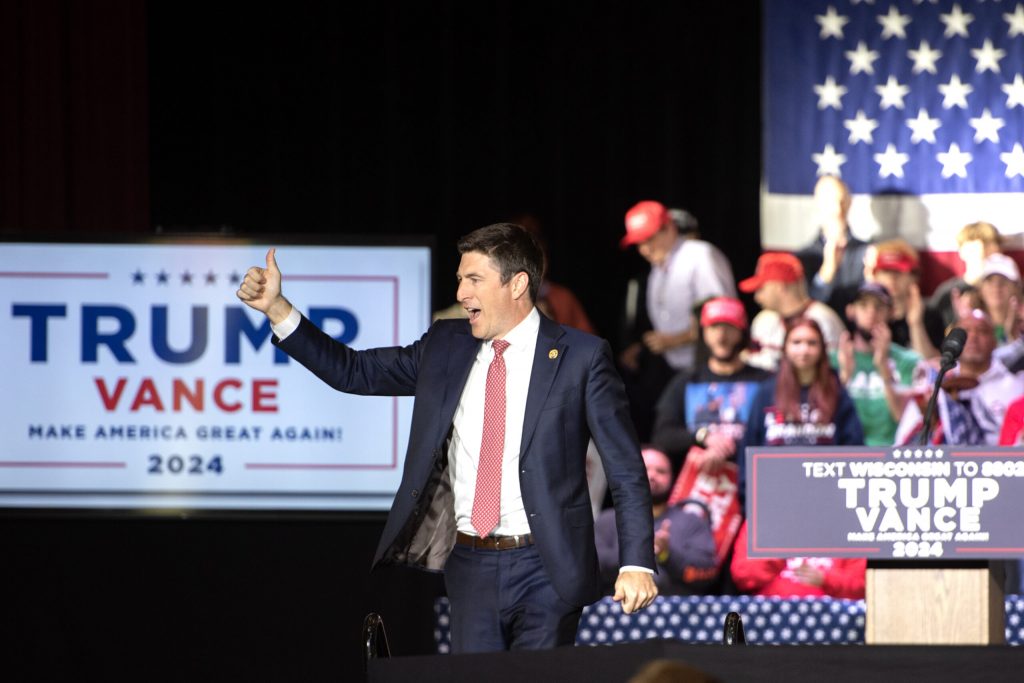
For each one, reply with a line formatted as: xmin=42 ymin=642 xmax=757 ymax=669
xmin=919 ymin=327 xmax=969 ymax=444
xmin=939 ymin=327 xmax=968 ymax=367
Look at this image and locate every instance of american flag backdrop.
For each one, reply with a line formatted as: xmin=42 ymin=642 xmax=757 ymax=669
xmin=763 ymin=0 xmax=1024 ymax=255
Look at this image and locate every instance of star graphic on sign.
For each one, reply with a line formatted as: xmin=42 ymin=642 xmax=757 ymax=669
xmin=156 ymin=270 xmax=170 ymax=285
xmin=937 ymin=143 xmax=972 ymax=179
xmin=906 ymin=109 xmax=941 ymax=144
xmin=229 ymin=271 xmax=242 ymax=285
xmin=1003 ymin=74 xmax=1024 ymax=108
xmin=131 ymin=269 xmax=145 ymax=284
xmin=1006 ymin=4 xmax=1024 ymax=38
xmin=874 ymin=144 xmax=910 ymax=179
xmin=812 ymin=144 xmax=847 ymax=176
xmin=180 ymin=270 xmax=194 ymax=285
xmin=1001 ymin=143 xmax=1024 ymax=178
xmin=878 ymin=5 xmax=911 ymax=40
xmin=205 ymin=270 xmax=217 ymax=285
xmin=907 ymin=40 xmax=942 ymax=75
xmin=875 ymin=76 xmax=910 ymax=110
xmin=969 ymin=108 xmax=1005 ymax=143
xmin=971 ymin=39 xmax=1006 ymax=74
xmin=844 ymin=110 xmax=879 ymax=144
xmin=938 ymin=74 xmax=973 ymax=109
xmin=940 ymin=4 xmax=973 ymax=38
xmin=814 ymin=76 xmax=848 ymax=110
xmin=815 ymin=6 xmax=849 ymax=40
xmin=846 ymin=41 xmax=880 ymax=75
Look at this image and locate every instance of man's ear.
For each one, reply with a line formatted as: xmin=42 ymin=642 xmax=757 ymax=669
xmin=511 ymin=272 xmax=529 ymax=300
xmin=845 ymin=303 xmax=855 ymax=323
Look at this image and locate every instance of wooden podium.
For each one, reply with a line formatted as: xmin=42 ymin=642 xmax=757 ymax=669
xmin=865 ymin=560 xmax=1005 ymax=645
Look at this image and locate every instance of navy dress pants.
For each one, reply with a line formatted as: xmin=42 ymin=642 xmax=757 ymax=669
xmin=444 ymin=543 xmax=583 ymax=653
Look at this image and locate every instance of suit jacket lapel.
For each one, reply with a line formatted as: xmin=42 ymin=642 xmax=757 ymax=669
xmin=439 ymin=323 xmax=480 ymax=441
xmin=520 ymin=314 xmax=566 ymax=462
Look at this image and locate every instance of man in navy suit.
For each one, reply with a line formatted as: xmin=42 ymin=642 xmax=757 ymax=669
xmin=236 ymin=224 xmax=656 ymax=652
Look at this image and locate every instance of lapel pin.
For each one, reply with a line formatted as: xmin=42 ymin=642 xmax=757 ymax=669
xmin=548 ymin=349 xmax=559 ymax=360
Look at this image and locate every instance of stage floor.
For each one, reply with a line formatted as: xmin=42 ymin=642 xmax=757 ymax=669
xmin=369 ymin=640 xmax=1022 ymax=683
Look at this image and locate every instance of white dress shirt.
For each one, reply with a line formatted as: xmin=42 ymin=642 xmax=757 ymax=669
xmin=449 ymin=307 xmax=539 ymax=535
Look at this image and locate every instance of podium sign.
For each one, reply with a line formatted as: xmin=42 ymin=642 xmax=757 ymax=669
xmin=747 ymin=446 xmax=1024 ymax=560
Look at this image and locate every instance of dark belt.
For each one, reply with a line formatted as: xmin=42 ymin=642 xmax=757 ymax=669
xmin=455 ymin=531 xmax=533 ymax=550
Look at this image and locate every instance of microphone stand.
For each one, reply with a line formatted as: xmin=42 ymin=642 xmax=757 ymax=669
xmin=918 ymin=359 xmax=958 ymax=446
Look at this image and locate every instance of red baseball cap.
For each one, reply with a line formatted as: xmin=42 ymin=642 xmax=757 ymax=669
xmin=738 ymin=252 xmax=804 ymax=293
xmin=621 ymin=200 xmax=669 ymax=247
xmin=874 ymin=251 xmax=918 ymax=274
xmin=700 ymin=297 xmax=748 ymax=330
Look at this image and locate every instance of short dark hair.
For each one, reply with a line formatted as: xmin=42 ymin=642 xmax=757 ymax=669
xmin=457 ymin=223 xmax=544 ymax=302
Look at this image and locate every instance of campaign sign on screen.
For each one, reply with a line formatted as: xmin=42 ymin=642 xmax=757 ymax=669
xmin=0 ymin=242 xmax=430 ymax=511
xmin=748 ymin=446 xmax=1024 ymax=560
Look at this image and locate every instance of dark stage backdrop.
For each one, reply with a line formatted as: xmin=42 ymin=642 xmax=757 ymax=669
xmin=3 ymin=2 xmax=761 ymax=680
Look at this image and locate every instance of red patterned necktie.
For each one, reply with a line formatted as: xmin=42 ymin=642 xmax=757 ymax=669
xmin=470 ymin=338 xmax=510 ymax=538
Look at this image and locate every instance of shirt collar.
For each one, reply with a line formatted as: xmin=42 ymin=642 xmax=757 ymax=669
xmin=488 ymin=306 xmax=540 ymax=353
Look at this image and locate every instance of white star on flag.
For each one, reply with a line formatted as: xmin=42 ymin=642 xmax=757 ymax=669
xmin=1006 ymin=4 xmax=1024 ymax=38
xmin=971 ymin=39 xmax=1006 ymax=74
xmin=937 ymin=143 xmax=972 ymax=178
xmin=846 ymin=41 xmax=880 ymax=75
xmin=969 ymin=108 xmax=1005 ymax=143
xmin=874 ymin=144 xmax=910 ymax=178
xmin=939 ymin=4 xmax=974 ymax=38
xmin=1000 ymin=143 xmax=1024 ymax=178
xmin=905 ymin=108 xmax=941 ymax=144
xmin=938 ymin=73 xmax=973 ymax=109
xmin=844 ymin=110 xmax=879 ymax=144
xmin=875 ymin=76 xmax=910 ymax=110
xmin=814 ymin=76 xmax=848 ymax=110
xmin=878 ymin=6 xmax=912 ymax=39
xmin=1003 ymin=74 xmax=1024 ymax=108
xmin=907 ymin=40 xmax=942 ymax=74
xmin=815 ymin=6 xmax=849 ymax=39
xmin=812 ymin=144 xmax=847 ymax=176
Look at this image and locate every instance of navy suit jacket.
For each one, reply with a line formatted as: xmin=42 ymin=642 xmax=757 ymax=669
xmin=275 ymin=311 xmax=654 ymax=607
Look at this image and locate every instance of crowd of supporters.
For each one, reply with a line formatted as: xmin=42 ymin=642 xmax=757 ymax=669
xmin=568 ymin=178 xmax=1023 ymax=599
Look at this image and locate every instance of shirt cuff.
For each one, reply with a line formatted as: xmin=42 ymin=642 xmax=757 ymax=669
xmin=619 ymin=565 xmax=654 ymax=575
xmin=270 ymin=306 xmax=301 ymax=340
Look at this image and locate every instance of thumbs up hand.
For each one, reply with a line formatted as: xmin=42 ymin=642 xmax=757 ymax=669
xmin=236 ymin=248 xmax=292 ymax=324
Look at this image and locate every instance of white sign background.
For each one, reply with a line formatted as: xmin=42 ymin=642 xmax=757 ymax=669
xmin=0 ymin=242 xmax=431 ymax=511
